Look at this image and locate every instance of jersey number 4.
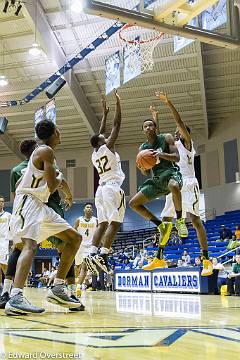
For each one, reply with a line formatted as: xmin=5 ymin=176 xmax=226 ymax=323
xmin=96 ymin=156 xmax=111 ymax=175
xmin=85 ymin=228 xmax=89 ymax=237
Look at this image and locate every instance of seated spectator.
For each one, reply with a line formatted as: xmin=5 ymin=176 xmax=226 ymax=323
xmin=152 ymin=234 xmax=159 ymax=247
xmin=106 ymin=265 xmax=115 ymax=291
xmin=226 ymin=235 xmax=239 ymax=251
xmin=226 ymin=254 xmax=240 ymax=296
xmin=181 ymin=251 xmax=191 ymax=265
xmin=132 ymin=254 xmax=141 ymax=268
xmin=219 ymin=225 xmax=232 ymax=241
xmin=212 ymin=257 xmax=228 ymax=294
xmin=121 ymin=259 xmax=132 ymax=270
xmin=38 ymin=268 xmax=50 ymax=287
xmin=177 ymin=259 xmax=187 ymax=268
xmin=235 ymin=226 xmax=240 ymax=240
xmin=170 ymin=228 xmax=182 ymax=246
xmin=47 ymin=266 xmax=57 ymax=288
xmin=136 ymin=259 xmax=144 ymax=269
xmin=27 ymin=272 xmax=35 ymax=287
xmin=194 ymin=257 xmax=201 ymax=267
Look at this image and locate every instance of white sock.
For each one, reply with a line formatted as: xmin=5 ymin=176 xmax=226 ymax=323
xmin=90 ymin=246 xmax=98 ymax=254
xmin=10 ymin=288 xmax=23 ymax=298
xmin=53 ymin=278 xmax=65 ymax=286
xmin=100 ymin=247 xmax=109 ymax=255
xmin=2 ymin=279 xmax=13 ymax=295
xmin=67 ymin=284 xmax=76 ymax=295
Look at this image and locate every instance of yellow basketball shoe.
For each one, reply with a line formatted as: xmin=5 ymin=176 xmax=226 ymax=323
xmin=143 ymin=258 xmax=167 ymax=270
xmin=157 ymin=222 xmax=173 ymax=246
xmin=201 ymin=259 xmax=213 ymax=276
xmin=176 ymin=218 xmax=188 ymax=238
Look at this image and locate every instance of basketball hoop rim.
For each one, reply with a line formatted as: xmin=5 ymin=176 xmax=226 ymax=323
xmin=119 ymin=24 xmax=164 ymax=44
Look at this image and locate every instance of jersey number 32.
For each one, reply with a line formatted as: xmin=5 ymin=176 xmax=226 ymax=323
xmin=96 ymin=156 xmax=111 ymax=175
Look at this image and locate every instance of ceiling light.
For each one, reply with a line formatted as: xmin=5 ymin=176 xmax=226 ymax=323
xmin=29 ymin=42 xmax=41 ymax=56
xmin=0 ymin=75 xmax=8 ymax=87
xmin=71 ymin=0 xmax=83 ymax=13
xmin=28 ymin=1 xmax=42 ymax=56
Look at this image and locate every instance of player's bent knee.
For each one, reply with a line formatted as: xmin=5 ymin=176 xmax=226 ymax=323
xmin=63 ymin=229 xmax=82 ymax=248
xmin=22 ymin=239 xmax=38 ymax=253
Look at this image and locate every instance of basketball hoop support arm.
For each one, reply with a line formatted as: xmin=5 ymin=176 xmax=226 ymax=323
xmin=84 ymin=0 xmax=240 ymax=49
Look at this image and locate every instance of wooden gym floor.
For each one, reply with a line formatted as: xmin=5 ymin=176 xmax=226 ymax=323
xmin=0 ymin=288 xmax=240 ymax=359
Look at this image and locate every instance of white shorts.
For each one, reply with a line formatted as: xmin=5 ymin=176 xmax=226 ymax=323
xmin=75 ymin=244 xmax=91 ymax=266
xmin=95 ymin=184 xmax=125 ymax=224
xmin=0 ymin=242 xmax=8 ymax=265
xmin=10 ymin=194 xmax=72 ymax=245
xmin=161 ymin=177 xmax=200 ymax=218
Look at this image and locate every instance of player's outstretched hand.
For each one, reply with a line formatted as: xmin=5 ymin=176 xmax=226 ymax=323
xmin=149 ymin=105 xmax=158 ymax=121
xmin=102 ymin=98 xmax=110 ymax=115
xmin=155 ymin=91 xmax=169 ymax=104
xmin=152 ymin=149 xmax=163 ymax=157
xmin=65 ymin=197 xmax=73 ymax=211
xmin=114 ymin=89 xmax=121 ymax=101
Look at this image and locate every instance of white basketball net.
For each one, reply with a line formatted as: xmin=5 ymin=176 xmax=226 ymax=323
xmin=119 ymin=25 xmax=164 ymax=73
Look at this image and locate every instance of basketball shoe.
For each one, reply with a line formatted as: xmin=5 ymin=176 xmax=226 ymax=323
xmin=157 ymin=222 xmax=173 ymax=246
xmin=47 ymin=284 xmax=82 ymax=308
xmin=84 ymin=255 xmax=99 ymax=275
xmin=0 ymin=292 xmax=9 ymax=309
xmin=201 ymin=259 xmax=213 ymax=276
xmin=93 ymin=254 xmax=110 ymax=274
xmin=5 ymin=293 xmax=45 ymax=316
xmin=176 ymin=218 xmax=188 ymax=237
xmin=143 ymin=258 xmax=167 ymax=270
xmin=69 ymin=295 xmax=85 ymax=312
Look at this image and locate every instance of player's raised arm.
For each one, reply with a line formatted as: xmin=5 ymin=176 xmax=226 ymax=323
xmin=39 ymin=147 xmax=62 ymax=193
xmin=149 ymin=105 xmax=160 ymax=134
xmin=156 ymin=91 xmax=191 ymax=145
xmin=106 ymin=90 xmax=121 ymax=149
xmin=153 ymin=133 xmax=180 ymax=163
xmin=99 ymin=98 xmax=110 ymax=135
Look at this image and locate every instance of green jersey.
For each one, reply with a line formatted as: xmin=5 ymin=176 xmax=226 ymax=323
xmin=11 ymin=160 xmax=29 ymax=193
xmin=140 ymin=134 xmax=179 ymax=176
xmin=139 ymin=134 xmax=182 ymax=200
xmin=233 ymin=263 xmax=240 ymax=274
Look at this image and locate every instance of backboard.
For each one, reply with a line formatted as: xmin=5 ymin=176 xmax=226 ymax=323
xmin=84 ymin=0 xmax=240 ymax=49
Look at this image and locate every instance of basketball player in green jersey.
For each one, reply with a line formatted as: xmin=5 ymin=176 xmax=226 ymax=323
xmin=129 ymin=118 xmax=188 ymax=270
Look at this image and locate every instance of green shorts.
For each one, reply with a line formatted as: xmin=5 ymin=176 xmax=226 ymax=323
xmin=47 ymin=200 xmax=64 ymax=248
xmin=139 ymin=168 xmax=182 ymax=201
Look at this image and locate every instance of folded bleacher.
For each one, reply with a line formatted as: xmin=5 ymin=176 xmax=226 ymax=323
xmin=112 ymin=209 xmax=240 ymax=263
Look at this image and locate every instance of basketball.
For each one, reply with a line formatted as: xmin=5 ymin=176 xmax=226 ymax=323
xmin=136 ymin=149 xmax=157 ymax=170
